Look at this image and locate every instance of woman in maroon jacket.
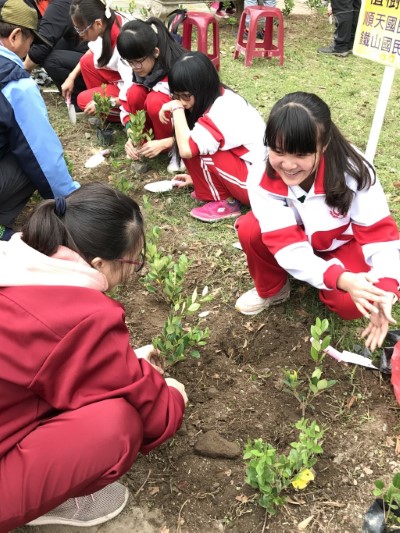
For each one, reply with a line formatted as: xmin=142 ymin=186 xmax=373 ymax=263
xmin=0 ymin=183 xmax=187 ymax=532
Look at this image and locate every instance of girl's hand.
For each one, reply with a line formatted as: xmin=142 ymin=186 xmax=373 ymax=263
xmin=125 ymin=138 xmax=140 ymax=160
xmin=84 ymin=100 xmax=96 ymax=116
xmin=159 ymin=101 xmax=175 ymax=124
xmin=61 ymin=77 xmax=75 ymax=99
xmin=171 ymin=174 xmax=193 ymax=188
xmin=139 ymin=139 xmax=167 ymax=159
xmin=337 ymin=271 xmax=389 ymax=318
xmin=361 ymin=293 xmax=397 ymax=351
xmin=135 ymin=344 xmax=164 ymax=375
xmin=165 ymin=377 xmax=188 ymax=405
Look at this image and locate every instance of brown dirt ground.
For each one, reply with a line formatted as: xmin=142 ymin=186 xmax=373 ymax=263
xmin=13 ymin=17 xmax=400 ymax=533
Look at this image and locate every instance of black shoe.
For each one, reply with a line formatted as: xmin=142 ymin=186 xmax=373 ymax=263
xmin=318 ymin=46 xmax=350 ymax=57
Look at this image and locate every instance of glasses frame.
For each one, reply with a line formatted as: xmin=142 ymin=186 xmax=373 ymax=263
xmin=171 ymin=92 xmax=193 ymax=102
xmin=74 ymin=22 xmax=93 ymax=36
xmin=121 ymin=57 xmax=148 ymax=68
xmin=114 ymin=253 xmax=145 ymax=273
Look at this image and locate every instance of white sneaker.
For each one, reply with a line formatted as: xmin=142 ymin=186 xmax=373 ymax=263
xmin=235 ymin=280 xmax=290 ymax=315
xmin=27 ymin=482 xmax=129 ymax=527
xmin=167 ymin=152 xmax=186 ymax=173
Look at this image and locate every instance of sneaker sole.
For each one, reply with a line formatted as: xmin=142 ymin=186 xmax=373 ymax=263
xmin=190 ymin=211 xmax=241 ymax=223
xmin=27 ymin=487 xmax=129 ymax=528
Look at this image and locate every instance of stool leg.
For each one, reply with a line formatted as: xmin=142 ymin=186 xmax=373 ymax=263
xmin=182 ymin=23 xmax=193 ymax=51
xmin=264 ymin=17 xmax=273 ymax=50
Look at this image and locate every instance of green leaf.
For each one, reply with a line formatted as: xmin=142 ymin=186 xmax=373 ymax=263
xmin=393 ymin=474 xmax=400 ymax=489
xmin=375 ymin=480 xmax=385 ymax=490
xmin=317 ymin=379 xmax=328 ymax=390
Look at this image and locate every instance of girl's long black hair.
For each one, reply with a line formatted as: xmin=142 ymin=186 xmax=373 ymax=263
xmin=117 ymin=17 xmax=185 ymax=71
xmin=265 ymin=92 xmax=375 ymax=215
xmin=167 ymin=51 xmax=222 ymax=129
xmin=70 ymin=0 xmax=119 ymax=67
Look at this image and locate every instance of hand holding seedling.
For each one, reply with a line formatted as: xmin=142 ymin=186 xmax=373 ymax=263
xmin=139 ymin=139 xmax=169 ymax=159
xmin=135 ymin=344 xmax=164 ymax=375
xmin=83 ymin=100 xmax=97 ymax=116
xmin=337 ymin=271 xmax=391 ymax=318
xmin=125 ymin=138 xmax=140 ymax=160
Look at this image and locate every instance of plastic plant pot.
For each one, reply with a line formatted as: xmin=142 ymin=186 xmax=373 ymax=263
xmin=363 ymin=499 xmax=400 ymax=532
xmin=96 ymin=128 xmax=114 ymax=147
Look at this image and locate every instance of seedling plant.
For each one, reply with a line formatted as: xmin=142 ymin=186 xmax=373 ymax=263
xmin=244 ymin=418 xmax=325 ymax=515
xmin=373 ymin=474 xmax=400 ymax=528
xmin=283 ymin=317 xmax=336 ymax=416
xmin=93 ymin=83 xmax=112 ymax=132
xmin=127 ymin=110 xmax=154 ymax=149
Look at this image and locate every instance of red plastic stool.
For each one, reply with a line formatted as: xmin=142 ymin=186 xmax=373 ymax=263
xmin=182 ymin=12 xmax=221 ymax=71
xmin=234 ymin=6 xmax=284 ymax=67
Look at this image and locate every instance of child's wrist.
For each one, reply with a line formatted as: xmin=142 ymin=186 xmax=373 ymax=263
xmin=170 ymin=103 xmax=184 ymax=113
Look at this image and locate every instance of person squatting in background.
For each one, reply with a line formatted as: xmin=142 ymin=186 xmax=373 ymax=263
xmin=24 ymin=0 xmax=88 ymax=109
xmin=159 ymin=51 xmax=267 ymax=223
xmin=235 ymin=92 xmax=400 ymax=351
xmin=61 ymin=0 xmax=132 ymax=121
xmin=117 ymin=17 xmax=186 ymax=173
xmin=0 ymin=183 xmax=187 ymax=532
xmin=0 ymin=0 xmax=79 ymax=241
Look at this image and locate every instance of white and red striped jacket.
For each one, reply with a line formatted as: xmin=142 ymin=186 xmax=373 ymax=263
xmin=248 ymin=156 xmax=400 ymax=294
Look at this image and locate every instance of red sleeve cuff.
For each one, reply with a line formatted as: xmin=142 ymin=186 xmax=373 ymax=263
xmin=324 ymin=264 xmax=346 ymax=290
xmin=375 ymin=278 xmax=400 ymax=298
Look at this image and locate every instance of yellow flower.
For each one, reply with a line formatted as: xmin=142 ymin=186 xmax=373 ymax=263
xmin=291 ymin=469 xmax=315 ymax=490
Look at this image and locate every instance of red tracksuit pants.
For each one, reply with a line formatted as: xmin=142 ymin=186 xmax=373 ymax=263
xmin=236 ymin=211 xmax=370 ymax=320
xmin=123 ymin=84 xmax=173 ymax=140
xmin=0 ymin=399 xmax=143 ymax=532
xmin=184 ymin=150 xmax=250 ymax=205
xmin=77 ymin=52 xmax=121 ymax=122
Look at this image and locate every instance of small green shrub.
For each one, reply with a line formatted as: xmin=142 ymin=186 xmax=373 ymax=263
xmin=244 ymin=419 xmax=325 ymax=515
xmin=283 ymin=318 xmax=336 ymax=416
xmin=282 ymin=0 xmax=295 ymax=16
xmin=127 ymin=110 xmax=154 ymax=148
xmin=152 ymin=287 xmax=211 ymax=365
xmin=373 ymin=474 xmax=400 ymax=526
xmin=92 ymin=83 xmax=111 ymax=131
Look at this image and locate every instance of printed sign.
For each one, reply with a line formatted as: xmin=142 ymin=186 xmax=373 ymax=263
xmin=353 ymin=0 xmax=400 ymax=67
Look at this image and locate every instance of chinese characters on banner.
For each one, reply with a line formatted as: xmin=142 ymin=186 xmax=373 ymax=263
xmin=353 ymin=0 xmax=400 ymax=67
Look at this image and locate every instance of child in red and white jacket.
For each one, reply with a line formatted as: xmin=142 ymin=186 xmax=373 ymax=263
xmin=160 ymin=51 xmax=267 ymax=222
xmin=117 ymin=17 xmax=186 ymax=172
xmin=0 ymin=183 xmax=187 ymax=532
xmin=235 ymin=91 xmax=400 ymax=351
xmin=61 ymin=0 xmax=133 ymax=121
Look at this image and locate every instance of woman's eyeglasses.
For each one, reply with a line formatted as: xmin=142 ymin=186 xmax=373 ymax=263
xmin=121 ymin=57 xmax=148 ymax=68
xmin=73 ymin=22 xmax=93 ymax=36
xmin=171 ymin=92 xmax=193 ymax=102
xmin=114 ymin=253 xmax=145 ymax=273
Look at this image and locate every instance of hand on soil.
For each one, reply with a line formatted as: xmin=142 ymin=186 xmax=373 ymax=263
xmin=135 ymin=344 xmax=164 ymax=375
xmin=125 ymin=138 xmax=140 ymax=160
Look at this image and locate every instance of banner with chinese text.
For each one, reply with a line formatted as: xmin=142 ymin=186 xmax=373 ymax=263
xmin=353 ymin=0 xmax=400 ymax=67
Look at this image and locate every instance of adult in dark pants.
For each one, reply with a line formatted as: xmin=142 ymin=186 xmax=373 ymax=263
xmin=23 ymin=0 xmax=88 ymax=108
xmin=318 ymin=0 xmax=361 ymax=57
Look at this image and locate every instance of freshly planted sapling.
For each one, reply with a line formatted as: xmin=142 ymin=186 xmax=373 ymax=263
xmin=93 ymin=84 xmax=113 ymax=146
xmin=244 ymin=419 xmax=325 ymax=515
xmin=371 ymin=474 xmax=400 ymax=528
xmin=152 ymin=287 xmax=212 ymax=365
xmin=283 ymin=317 xmax=336 ymax=416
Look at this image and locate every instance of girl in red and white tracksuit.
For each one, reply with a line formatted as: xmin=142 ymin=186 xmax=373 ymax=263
xmin=160 ymin=51 xmax=267 ymax=222
xmin=61 ymin=0 xmax=133 ymax=121
xmin=235 ymin=91 xmax=400 ymax=351
xmin=0 ymin=183 xmax=187 ymax=532
xmin=117 ymin=18 xmax=185 ymax=168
